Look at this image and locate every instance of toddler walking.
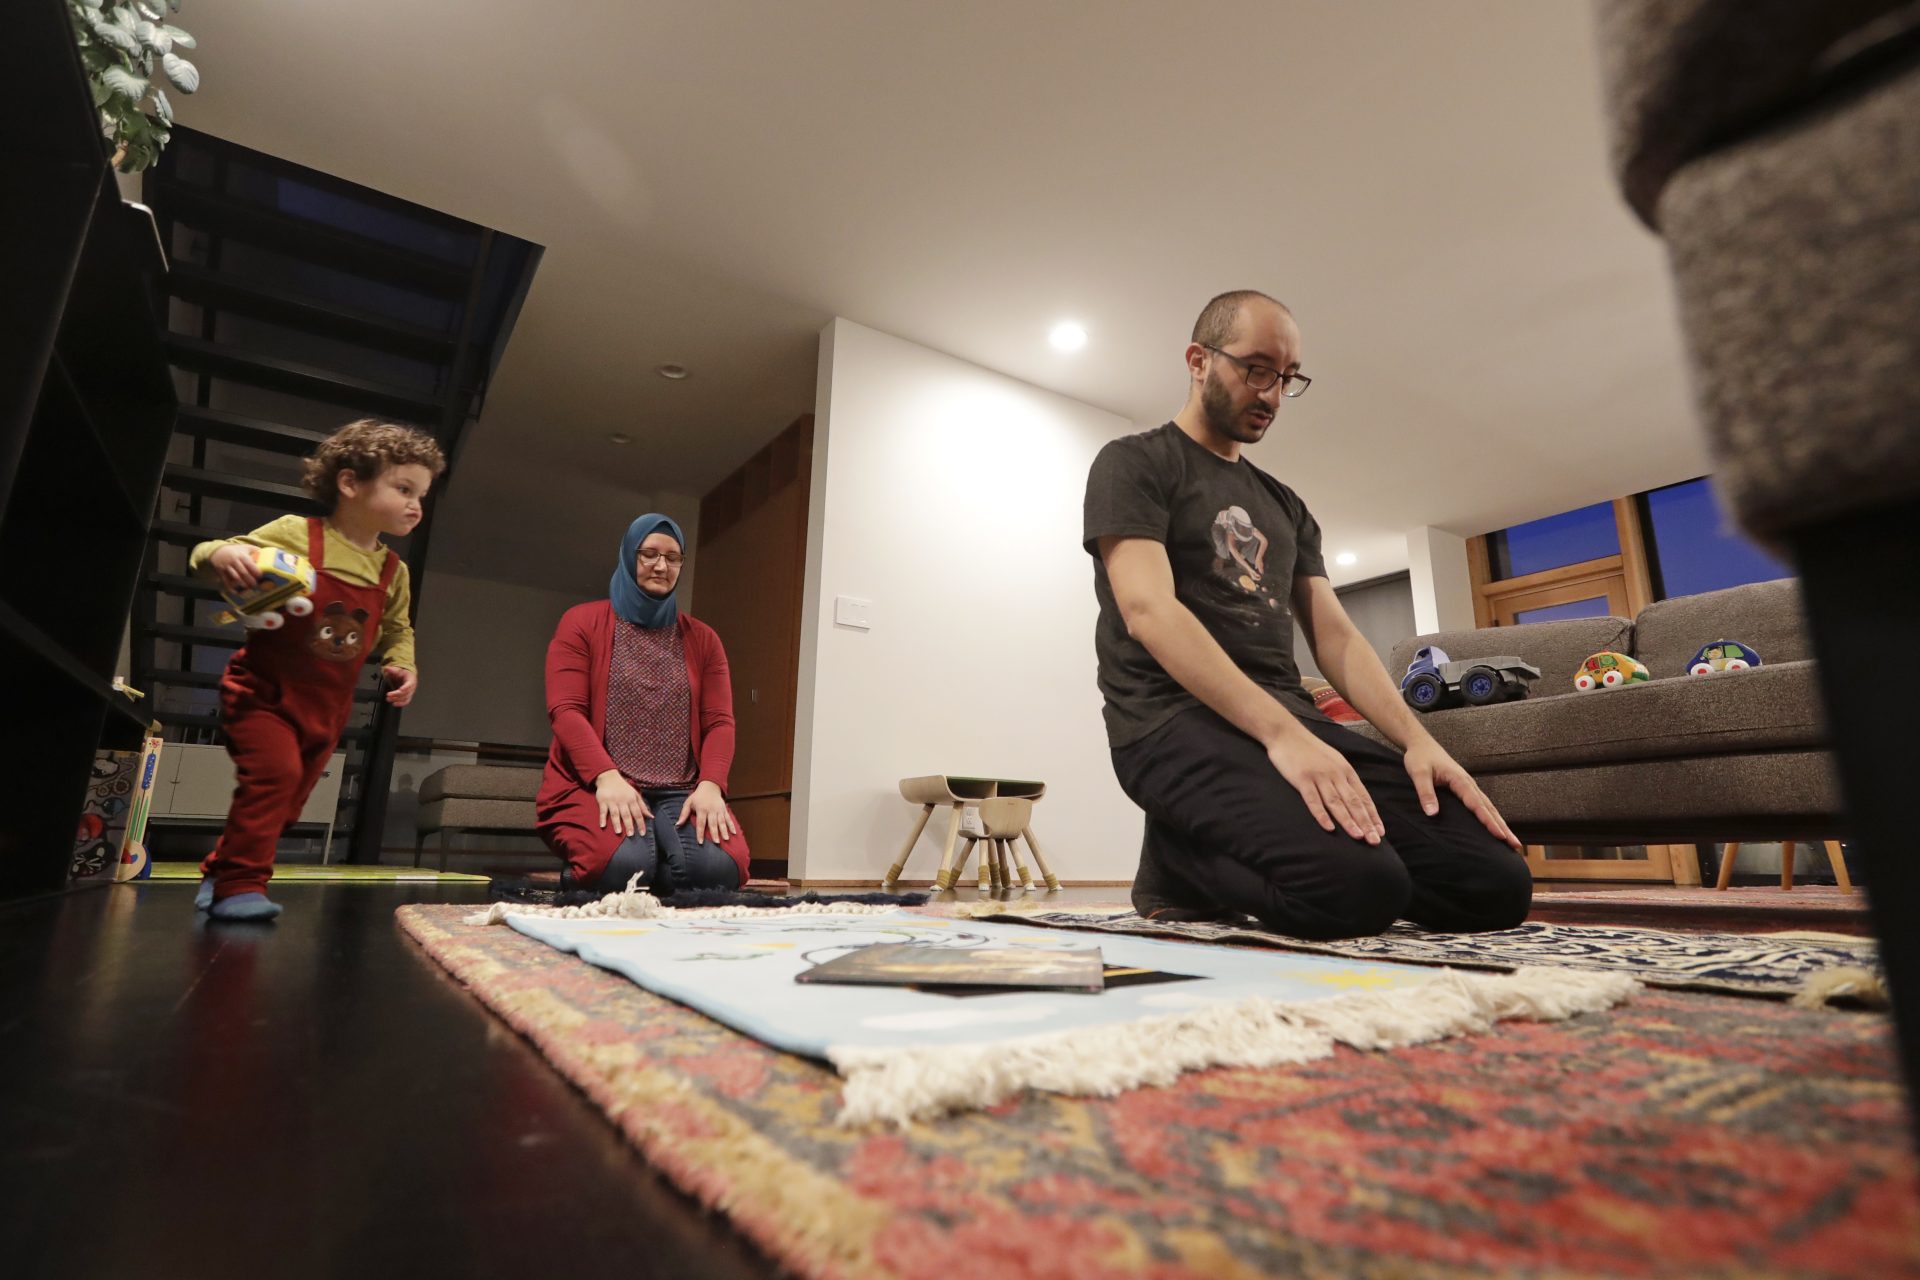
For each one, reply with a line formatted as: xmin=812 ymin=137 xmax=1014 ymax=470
xmin=189 ymin=419 xmax=445 ymax=919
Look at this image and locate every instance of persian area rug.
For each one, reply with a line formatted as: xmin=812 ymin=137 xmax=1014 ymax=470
xmin=974 ymin=909 xmax=1883 ymax=1003
xmin=397 ymin=903 xmax=1920 ymax=1280
xmin=475 ymin=901 xmax=1633 ymax=1125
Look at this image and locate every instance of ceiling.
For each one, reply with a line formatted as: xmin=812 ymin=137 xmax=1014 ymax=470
xmin=167 ymin=0 xmax=1708 ymax=592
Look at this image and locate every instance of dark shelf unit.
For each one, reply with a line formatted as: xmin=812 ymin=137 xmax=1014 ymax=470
xmin=2 ymin=0 xmax=176 ymax=897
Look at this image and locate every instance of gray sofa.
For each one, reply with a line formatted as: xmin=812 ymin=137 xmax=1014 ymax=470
xmin=414 ymin=764 xmax=542 ymax=869
xmin=1366 ymin=578 xmax=1838 ymax=846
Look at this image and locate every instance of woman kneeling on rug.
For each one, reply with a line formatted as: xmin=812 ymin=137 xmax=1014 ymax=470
xmin=537 ymin=514 xmax=749 ymax=893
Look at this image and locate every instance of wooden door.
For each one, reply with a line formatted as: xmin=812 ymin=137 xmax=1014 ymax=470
xmin=693 ymin=416 xmax=812 ymax=876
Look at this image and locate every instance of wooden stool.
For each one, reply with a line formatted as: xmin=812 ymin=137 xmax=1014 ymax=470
xmin=884 ymin=775 xmax=1057 ymax=891
xmin=952 ymin=797 xmax=1058 ymax=892
xmin=1714 ymin=840 xmax=1854 ymax=892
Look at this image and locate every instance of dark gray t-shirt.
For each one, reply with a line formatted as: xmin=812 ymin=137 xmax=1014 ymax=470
xmin=1084 ymin=423 xmax=1329 ymax=748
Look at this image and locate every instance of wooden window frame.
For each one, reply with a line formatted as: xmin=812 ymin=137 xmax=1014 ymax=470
xmin=1468 ymin=497 xmax=1653 ymax=627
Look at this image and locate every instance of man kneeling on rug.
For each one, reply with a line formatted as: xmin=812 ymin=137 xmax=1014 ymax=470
xmin=1084 ymin=291 xmax=1531 ymax=939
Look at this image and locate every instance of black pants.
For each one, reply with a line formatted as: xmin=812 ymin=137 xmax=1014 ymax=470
xmin=596 ymin=787 xmax=742 ymax=894
xmin=1112 ymin=705 xmax=1532 ymax=939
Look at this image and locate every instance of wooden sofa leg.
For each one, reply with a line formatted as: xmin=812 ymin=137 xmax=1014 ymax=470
xmin=1826 ymin=841 xmax=1855 ymax=893
xmin=440 ymin=830 xmax=457 ymax=874
xmin=1714 ymin=842 xmax=1740 ymax=891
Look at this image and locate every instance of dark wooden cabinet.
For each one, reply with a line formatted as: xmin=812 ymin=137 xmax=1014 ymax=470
xmin=1 ymin=0 xmax=176 ymax=896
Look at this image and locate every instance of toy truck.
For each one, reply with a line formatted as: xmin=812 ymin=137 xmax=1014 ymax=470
xmin=1399 ymin=645 xmax=1541 ymax=711
xmin=216 ymin=547 xmax=316 ymax=630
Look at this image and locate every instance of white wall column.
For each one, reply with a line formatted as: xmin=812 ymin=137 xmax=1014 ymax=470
xmin=1405 ymin=526 xmax=1477 ymax=635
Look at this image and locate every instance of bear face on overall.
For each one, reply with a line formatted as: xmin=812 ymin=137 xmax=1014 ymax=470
xmin=310 ymin=601 xmax=369 ymax=662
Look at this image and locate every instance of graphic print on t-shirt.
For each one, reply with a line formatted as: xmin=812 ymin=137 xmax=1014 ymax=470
xmin=1210 ymin=504 xmax=1284 ymax=617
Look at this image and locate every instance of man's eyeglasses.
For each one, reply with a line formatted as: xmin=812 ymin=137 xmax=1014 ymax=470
xmin=637 ymin=549 xmax=685 ymax=567
xmin=1203 ymin=345 xmax=1312 ymax=397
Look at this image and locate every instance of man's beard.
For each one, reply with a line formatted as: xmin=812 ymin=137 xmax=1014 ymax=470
xmin=1201 ymin=370 xmax=1270 ymax=444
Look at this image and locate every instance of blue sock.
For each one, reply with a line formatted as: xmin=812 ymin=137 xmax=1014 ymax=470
xmin=195 ymin=878 xmax=215 ymax=911
xmin=208 ymin=892 xmax=283 ymax=921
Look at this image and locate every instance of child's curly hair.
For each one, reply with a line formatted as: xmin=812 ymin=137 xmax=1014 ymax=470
xmin=302 ymin=419 xmax=448 ymax=509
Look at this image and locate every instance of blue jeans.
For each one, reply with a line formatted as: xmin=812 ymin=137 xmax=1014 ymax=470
xmin=597 ymin=787 xmax=741 ymax=893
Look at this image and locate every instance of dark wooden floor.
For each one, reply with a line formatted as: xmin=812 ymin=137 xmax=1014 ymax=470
xmin=0 ymin=881 xmax=778 ymax=1280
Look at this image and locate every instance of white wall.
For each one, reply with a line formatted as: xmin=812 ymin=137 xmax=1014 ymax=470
xmin=1406 ymin=525 xmax=1476 ymax=634
xmin=401 ymin=570 xmax=590 ymax=746
xmin=791 ymin=319 xmax=1142 ymax=882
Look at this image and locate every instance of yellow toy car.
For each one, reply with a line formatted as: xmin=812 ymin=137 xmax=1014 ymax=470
xmin=1574 ymin=650 xmax=1651 ymax=691
xmin=216 ymin=547 xmax=316 ymax=631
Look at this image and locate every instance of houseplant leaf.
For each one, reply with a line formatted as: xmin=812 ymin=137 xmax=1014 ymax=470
xmin=161 ymin=51 xmax=199 ymax=92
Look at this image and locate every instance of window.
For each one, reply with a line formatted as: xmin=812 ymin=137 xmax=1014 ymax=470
xmin=1488 ymin=502 xmax=1619 ymax=580
xmin=1643 ymin=478 xmax=1792 ymax=599
xmin=1511 ymin=596 xmax=1613 ymax=625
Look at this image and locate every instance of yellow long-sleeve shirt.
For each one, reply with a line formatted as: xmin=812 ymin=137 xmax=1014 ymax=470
xmin=189 ymin=514 xmax=418 ymax=671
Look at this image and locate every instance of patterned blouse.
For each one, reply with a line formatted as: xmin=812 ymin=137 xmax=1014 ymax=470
xmin=604 ymin=619 xmax=697 ymax=789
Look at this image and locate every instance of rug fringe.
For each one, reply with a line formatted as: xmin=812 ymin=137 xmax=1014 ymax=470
xmin=465 ymin=880 xmax=907 ymax=927
xmin=828 ymin=966 xmax=1638 ymax=1126
xmin=1793 ymin=965 xmax=1889 ymax=1009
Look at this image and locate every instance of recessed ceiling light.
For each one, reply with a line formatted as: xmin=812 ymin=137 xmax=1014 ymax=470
xmin=1335 ymin=551 xmax=1358 ymax=567
xmin=608 ymin=432 xmax=631 ymax=445
xmin=1048 ymin=322 xmax=1088 ymax=353
xmin=656 ymin=363 xmax=690 ymax=380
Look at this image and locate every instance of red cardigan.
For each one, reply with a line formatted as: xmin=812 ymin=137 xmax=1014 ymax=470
xmin=537 ymin=601 xmax=749 ymax=876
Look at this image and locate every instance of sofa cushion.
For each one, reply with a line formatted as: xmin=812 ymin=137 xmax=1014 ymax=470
xmin=417 ymin=796 xmax=539 ymax=834
xmin=418 ymin=764 xmax=543 ymax=805
xmin=1630 ymin=578 xmax=1809 ymax=679
xmin=1382 ymin=660 xmax=1824 ymax=773
xmin=1479 ymin=750 xmax=1841 ymax=845
xmin=1387 ymin=615 xmax=1633 ymax=697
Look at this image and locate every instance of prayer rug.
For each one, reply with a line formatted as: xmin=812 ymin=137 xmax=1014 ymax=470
xmin=396 ymin=903 xmax=1920 ymax=1280
xmin=490 ymin=902 xmax=1632 ymax=1124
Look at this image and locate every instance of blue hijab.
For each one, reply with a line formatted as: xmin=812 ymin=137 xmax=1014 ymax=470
xmin=610 ymin=513 xmax=685 ymax=629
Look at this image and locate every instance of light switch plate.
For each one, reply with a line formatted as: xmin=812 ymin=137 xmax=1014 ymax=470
xmin=833 ymin=596 xmax=872 ymax=630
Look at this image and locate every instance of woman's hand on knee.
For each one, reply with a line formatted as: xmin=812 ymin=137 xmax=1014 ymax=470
xmin=593 ymin=770 xmax=650 ymax=836
xmin=1265 ymin=732 xmax=1384 ymax=845
xmin=678 ymin=780 xmax=736 ymax=844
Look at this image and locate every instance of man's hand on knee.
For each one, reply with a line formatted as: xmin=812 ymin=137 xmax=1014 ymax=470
xmin=1265 ymin=732 xmax=1384 ymax=844
xmin=1403 ymin=741 xmax=1521 ymax=851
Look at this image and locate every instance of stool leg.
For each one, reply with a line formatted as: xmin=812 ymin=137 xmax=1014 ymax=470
xmin=1715 ymin=841 xmax=1740 ymax=891
xmin=1782 ymin=841 xmax=1796 ymax=891
xmin=977 ymin=833 xmax=993 ymax=892
xmin=994 ymin=839 xmax=1010 ymax=891
xmin=1826 ymin=840 xmax=1855 ymax=893
xmin=952 ymin=837 xmax=978 ymax=889
xmin=885 ymin=804 xmax=935 ymax=887
xmin=933 ymin=804 xmax=966 ymax=890
xmin=1005 ymin=834 xmax=1034 ymax=890
xmin=1021 ymin=826 xmax=1061 ymax=891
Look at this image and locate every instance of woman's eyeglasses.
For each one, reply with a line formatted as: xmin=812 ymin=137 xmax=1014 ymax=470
xmin=637 ymin=549 xmax=685 ymax=567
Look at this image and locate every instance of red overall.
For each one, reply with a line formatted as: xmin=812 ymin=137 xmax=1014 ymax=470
xmin=201 ymin=518 xmax=397 ymax=899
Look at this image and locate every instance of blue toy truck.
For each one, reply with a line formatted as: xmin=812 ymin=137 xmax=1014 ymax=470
xmin=1400 ymin=645 xmax=1541 ymax=712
